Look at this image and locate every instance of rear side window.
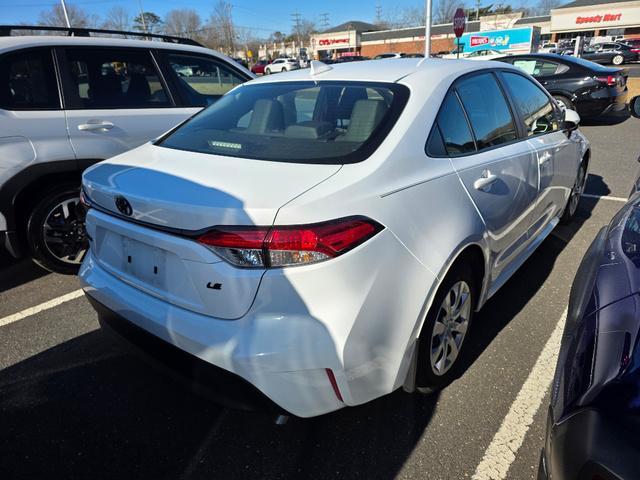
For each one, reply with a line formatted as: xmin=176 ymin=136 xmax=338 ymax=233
xmin=62 ymin=48 xmax=169 ymax=109
xmin=455 ymin=73 xmax=517 ymax=151
xmin=164 ymin=53 xmax=246 ymax=107
xmin=500 ymin=72 xmax=560 ymax=137
xmin=158 ymin=81 xmax=409 ymax=165
xmin=0 ymin=49 xmax=59 ymax=110
xmin=433 ymin=91 xmax=476 ymax=156
xmin=513 ymin=59 xmax=568 ymax=77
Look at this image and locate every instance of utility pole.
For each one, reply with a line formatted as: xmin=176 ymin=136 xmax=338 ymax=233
xmin=476 ymin=0 xmax=481 ymax=21
xmin=375 ymin=3 xmax=383 ymax=25
xmin=425 ymin=0 xmax=432 ymax=56
xmin=291 ymin=11 xmax=302 ymax=52
xmin=319 ymin=13 xmax=330 ymax=31
xmin=138 ymin=0 xmax=148 ymax=34
xmin=60 ymin=0 xmax=71 ymax=28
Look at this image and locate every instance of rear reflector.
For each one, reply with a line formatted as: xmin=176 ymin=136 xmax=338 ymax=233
xmin=197 ymin=216 xmax=383 ymax=268
xmin=325 ymin=368 xmax=344 ymax=402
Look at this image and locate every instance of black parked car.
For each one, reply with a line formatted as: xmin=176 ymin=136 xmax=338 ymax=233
xmin=582 ymin=42 xmax=638 ymax=66
xmin=539 ymin=99 xmax=640 ymax=480
xmin=497 ymin=53 xmax=628 ymax=117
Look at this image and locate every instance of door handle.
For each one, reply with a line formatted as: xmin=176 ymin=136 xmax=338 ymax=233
xmin=78 ymin=121 xmax=114 ymax=132
xmin=473 ymin=171 xmax=498 ymax=191
xmin=539 ymin=151 xmax=552 ymax=165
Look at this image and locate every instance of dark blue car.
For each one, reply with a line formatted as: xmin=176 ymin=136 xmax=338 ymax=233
xmin=540 ymin=100 xmax=640 ymax=479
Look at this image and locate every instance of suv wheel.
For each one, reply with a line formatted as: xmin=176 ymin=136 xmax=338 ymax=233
xmin=417 ymin=262 xmax=476 ymax=390
xmin=26 ymin=186 xmax=88 ymax=274
xmin=612 ymin=54 xmax=624 ymax=66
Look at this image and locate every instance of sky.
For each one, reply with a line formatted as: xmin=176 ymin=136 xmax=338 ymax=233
xmin=0 ymin=0 xmax=511 ymax=36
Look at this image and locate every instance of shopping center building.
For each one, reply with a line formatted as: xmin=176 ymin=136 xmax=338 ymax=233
xmin=310 ymin=0 xmax=640 ymax=59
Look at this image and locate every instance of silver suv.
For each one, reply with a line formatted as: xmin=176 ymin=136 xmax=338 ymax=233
xmin=0 ymin=26 xmax=252 ymax=273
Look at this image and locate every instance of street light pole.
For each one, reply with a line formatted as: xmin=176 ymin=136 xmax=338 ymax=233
xmin=425 ymin=0 xmax=432 ymax=57
xmin=60 ymin=0 xmax=71 ymax=28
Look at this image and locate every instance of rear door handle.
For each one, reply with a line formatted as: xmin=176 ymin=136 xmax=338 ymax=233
xmin=78 ymin=121 xmax=114 ymax=132
xmin=539 ymin=151 xmax=552 ymax=165
xmin=474 ymin=171 xmax=498 ymax=191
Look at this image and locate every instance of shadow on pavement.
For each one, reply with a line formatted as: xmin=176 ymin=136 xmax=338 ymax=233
xmin=0 ymin=250 xmax=49 ymax=294
xmin=0 ymin=328 xmax=440 ymax=480
xmin=581 ymin=111 xmax=630 ymax=127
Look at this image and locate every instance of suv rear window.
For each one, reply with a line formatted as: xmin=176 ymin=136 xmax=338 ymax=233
xmin=158 ymin=81 xmax=409 ymax=164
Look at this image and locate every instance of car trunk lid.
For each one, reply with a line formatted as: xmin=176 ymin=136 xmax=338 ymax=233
xmin=82 ymin=143 xmax=341 ymax=319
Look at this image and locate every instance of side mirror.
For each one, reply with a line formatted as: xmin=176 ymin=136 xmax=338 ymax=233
xmin=630 ymin=96 xmax=640 ymax=119
xmin=563 ymin=108 xmax=581 ymax=131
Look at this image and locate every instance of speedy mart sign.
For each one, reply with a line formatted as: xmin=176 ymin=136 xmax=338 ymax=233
xmin=551 ymin=1 xmax=640 ymax=32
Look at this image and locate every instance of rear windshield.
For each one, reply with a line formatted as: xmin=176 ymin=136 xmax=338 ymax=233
xmin=157 ymin=80 xmax=409 ymax=164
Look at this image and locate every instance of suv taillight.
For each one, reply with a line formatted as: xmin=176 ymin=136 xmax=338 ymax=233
xmin=197 ymin=217 xmax=383 ymax=268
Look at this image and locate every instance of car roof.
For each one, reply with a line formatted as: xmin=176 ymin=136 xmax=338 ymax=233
xmin=0 ymin=35 xmax=221 ymax=57
xmin=249 ymin=57 xmax=518 ymax=86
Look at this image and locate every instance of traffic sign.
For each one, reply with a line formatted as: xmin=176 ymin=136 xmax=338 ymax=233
xmin=453 ymin=8 xmax=466 ymax=38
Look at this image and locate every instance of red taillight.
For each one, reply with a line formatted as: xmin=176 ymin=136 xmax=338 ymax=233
xmin=595 ymin=75 xmax=618 ymax=86
xmin=197 ymin=216 xmax=383 ymax=268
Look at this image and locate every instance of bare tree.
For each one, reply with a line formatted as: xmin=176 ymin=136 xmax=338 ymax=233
xmin=165 ymin=9 xmax=202 ymax=36
xmin=382 ymin=6 xmax=424 ymax=28
xmin=134 ymin=12 xmax=163 ymax=34
xmin=38 ymin=4 xmax=99 ymax=28
xmin=209 ymin=1 xmax=236 ymax=54
xmin=536 ymin=0 xmax=562 ymax=15
xmin=102 ymin=6 xmax=131 ymax=31
xmin=434 ymin=0 xmax=466 ymax=25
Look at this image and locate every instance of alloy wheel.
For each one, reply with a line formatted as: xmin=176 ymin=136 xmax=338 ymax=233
xmin=568 ymin=163 xmax=586 ymax=217
xmin=430 ymin=280 xmax=471 ymax=376
xmin=42 ymin=197 xmax=88 ymax=265
xmin=612 ymin=55 xmax=624 ymax=65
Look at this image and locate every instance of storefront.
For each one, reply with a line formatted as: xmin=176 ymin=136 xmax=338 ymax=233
xmin=310 ymin=21 xmax=380 ymax=59
xmin=550 ymin=0 xmax=640 ymax=41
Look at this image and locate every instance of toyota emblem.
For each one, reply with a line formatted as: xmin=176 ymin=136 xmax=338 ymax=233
xmin=115 ymin=195 xmax=133 ymax=216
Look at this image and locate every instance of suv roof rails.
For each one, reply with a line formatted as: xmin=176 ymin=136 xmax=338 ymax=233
xmin=0 ymin=25 xmax=203 ymax=47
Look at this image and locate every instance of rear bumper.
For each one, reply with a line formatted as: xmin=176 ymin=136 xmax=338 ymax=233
xmin=577 ymin=87 xmax=628 ymax=117
xmin=87 ymin=293 xmax=284 ymax=413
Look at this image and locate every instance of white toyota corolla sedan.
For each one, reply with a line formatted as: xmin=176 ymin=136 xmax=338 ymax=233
xmin=79 ymin=59 xmax=590 ymax=417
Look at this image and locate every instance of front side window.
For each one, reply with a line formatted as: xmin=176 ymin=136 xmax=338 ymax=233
xmin=455 ymin=73 xmax=517 ymax=151
xmin=0 ymin=49 xmax=59 ymax=110
xmin=165 ymin=53 xmax=246 ymax=107
xmin=63 ymin=48 xmax=169 ymax=109
xmin=158 ymin=81 xmax=409 ymax=164
xmin=501 ymin=72 xmax=560 ymax=137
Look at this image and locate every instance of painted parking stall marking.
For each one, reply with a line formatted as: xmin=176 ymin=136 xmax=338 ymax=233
xmin=472 ymin=308 xmax=567 ymax=480
xmin=0 ymin=289 xmax=84 ymax=328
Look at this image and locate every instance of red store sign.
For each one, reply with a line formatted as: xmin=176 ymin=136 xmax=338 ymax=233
xmin=470 ymin=36 xmax=489 ymax=47
xmin=318 ymin=38 xmax=349 ymax=46
xmin=575 ymin=13 xmax=622 ymax=24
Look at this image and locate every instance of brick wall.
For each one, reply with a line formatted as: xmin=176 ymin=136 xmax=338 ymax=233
xmin=361 ymin=37 xmax=454 ymax=57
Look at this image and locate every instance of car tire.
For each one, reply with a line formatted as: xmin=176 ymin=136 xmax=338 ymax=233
xmin=26 ymin=185 xmax=88 ymax=275
xmin=612 ymin=54 xmax=624 ymax=66
xmin=282 ymin=67 xmax=287 ymax=73
xmin=553 ymin=95 xmax=574 ymax=111
xmin=265 ymin=68 xmax=270 ymax=75
xmin=416 ymin=261 xmax=477 ymax=391
xmin=560 ymin=160 xmax=587 ymax=224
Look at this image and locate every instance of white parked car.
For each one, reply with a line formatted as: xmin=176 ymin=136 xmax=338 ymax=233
xmin=0 ymin=26 xmax=253 ymax=273
xmin=444 ymin=49 xmax=507 ymax=60
xmin=264 ymin=58 xmax=299 ymax=74
xmin=539 ymin=42 xmax=559 ymax=53
xmin=80 ymin=59 xmax=590 ymax=417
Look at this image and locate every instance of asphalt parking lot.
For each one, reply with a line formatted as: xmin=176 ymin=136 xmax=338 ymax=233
xmin=1 ymin=111 xmax=639 ymax=479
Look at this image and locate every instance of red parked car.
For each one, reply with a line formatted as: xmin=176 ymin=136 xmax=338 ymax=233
xmin=251 ymin=60 xmax=270 ymax=74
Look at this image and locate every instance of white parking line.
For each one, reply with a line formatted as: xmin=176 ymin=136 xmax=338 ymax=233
xmin=472 ymin=308 xmax=567 ymax=480
xmin=582 ymin=193 xmax=628 ymax=203
xmin=0 ymin=289 xmax=84 ymax=328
